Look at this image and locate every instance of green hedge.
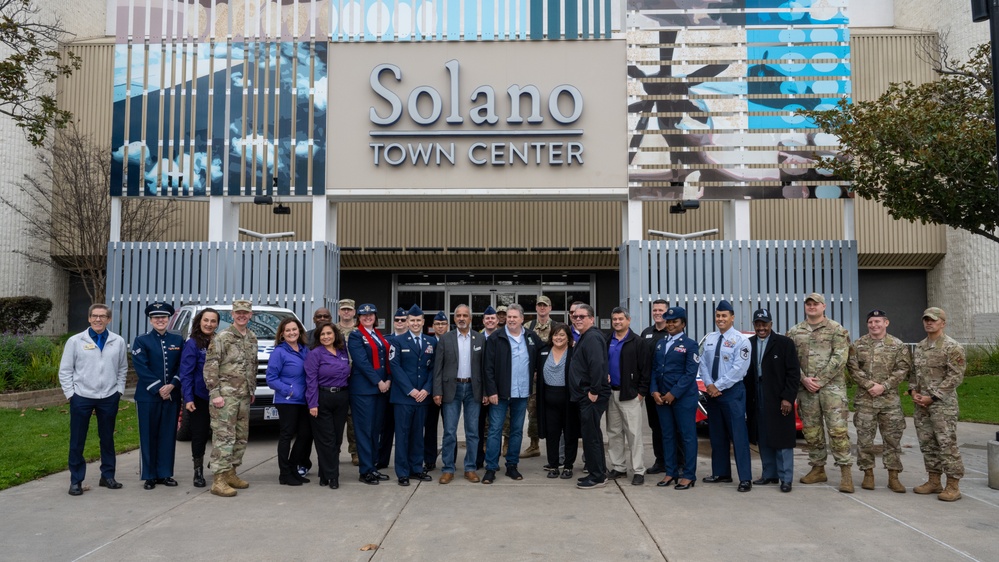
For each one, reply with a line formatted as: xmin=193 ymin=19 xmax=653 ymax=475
xmin=0 ymin=297 xmax=52 ymax=335
xmin=0 ymin=335 xmax=61 ymax=393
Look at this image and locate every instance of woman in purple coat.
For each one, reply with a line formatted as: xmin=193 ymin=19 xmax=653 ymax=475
xmin=266 ymin=317 xmax=312 ymax=486
xmin=305 ymin=321 xmax=351 ymax=489
xmin=178 ymin=308 xmax=220 ymax=487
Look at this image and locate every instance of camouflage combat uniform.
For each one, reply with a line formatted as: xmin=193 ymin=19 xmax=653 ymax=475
xmin=337 ymin=321 xmax=358 ymax=457
xmin=203 ymin=325 xmax=258 ymax=474
xmin=911 ymin=335 xmax=965 ymax=478
xmin=847 ymin=334 xmax=911 ymax=471
xmin=787 ymin=317 xmax=853 ymax=467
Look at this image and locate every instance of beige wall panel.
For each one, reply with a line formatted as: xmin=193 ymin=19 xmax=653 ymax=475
xmin=750 ymin=200 xmax=843 ymax=240
xmin=855 ymin=197 xmax=945 ymax=268
xmin=327 ymin=41 xmax=627 ymax=195
xmin=338 ymin=201 xmax=620 ymax=249
xmin=851 ymin=32 xmax=938 ymax=102
xmin=642 ymin=201 xmax=725 ymax=240
xmin=58 ymin=42 xmax=115 ymax=144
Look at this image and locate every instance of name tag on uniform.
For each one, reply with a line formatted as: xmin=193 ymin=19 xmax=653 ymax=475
xmin=84 ymin=344 xmax=97 ymax=350
xmin=645 ymin=334 xmax=653 ymax=338
xmin=401 ymin=348 xmax=411 ymax=353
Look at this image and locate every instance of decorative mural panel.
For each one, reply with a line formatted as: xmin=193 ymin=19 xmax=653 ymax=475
xmin=626 ymin=0 xmax=851 ymax=200
xmin=110 ymin=0 xmax=611 ymax=43
xmin=111 ymin=41 xmax=327 ymax=196
xmin=110 ymin=0 xmax=613 ymax=198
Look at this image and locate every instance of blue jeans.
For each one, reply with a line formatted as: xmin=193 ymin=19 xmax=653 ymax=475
xmin=441 ymin=382 xmax=481 ymax=474
xmin=485 ymin=397 xmax=528 ymax=471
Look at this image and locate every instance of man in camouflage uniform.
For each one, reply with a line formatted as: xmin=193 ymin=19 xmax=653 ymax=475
xmin=786 ymin=292 xmax=854 ymax=493
xmin=335 ymin=299 xmax=360 ymax=467
xmin=203 ymin=299 xmax=258 ymax=497
xmin=847 ymin=309 xmax=910 ymax=493
xmin=910 ymin=307 xmax=966 ymax=502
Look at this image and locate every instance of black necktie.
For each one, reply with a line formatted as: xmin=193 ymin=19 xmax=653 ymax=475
xmin=711 ymin=333 xmax=723 ymax=382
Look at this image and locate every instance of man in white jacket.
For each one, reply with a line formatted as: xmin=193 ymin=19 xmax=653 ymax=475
xmin=59 ymin=303 xmax=129 ymax=496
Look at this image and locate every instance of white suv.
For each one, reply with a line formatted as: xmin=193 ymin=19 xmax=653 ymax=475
xmin=168 ymin=303 xmax=302 ymax=434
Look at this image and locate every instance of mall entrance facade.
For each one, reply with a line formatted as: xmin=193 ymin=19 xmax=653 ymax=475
xmin=391 ymin=272 xmax=595 ymax=331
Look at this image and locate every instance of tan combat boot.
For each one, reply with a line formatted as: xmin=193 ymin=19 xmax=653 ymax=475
xmin=521 ymin=438 xmax=541 ymax=459
xmin=839 ymin=465 xmax=854 ymax=493
xmin=938 ymin=475 xmax=962 ymax=502
xmin=861 ymin=469 xmax=875 ymax=490
xmin=800 ymin=465 xmax=827 ymax=484
xmin=887 ymin=470 xmax=906 ymax=493
xmin=913 ymin=472 xmax=943 ymax=494
xmin=225 ymin=469 xmax=250 ymax=489
xmin=210 ymin=473 xmax=237 ymax=497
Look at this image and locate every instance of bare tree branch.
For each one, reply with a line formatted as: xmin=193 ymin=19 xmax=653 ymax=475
xmin=0 ymin=125 xmax=177 ymax=302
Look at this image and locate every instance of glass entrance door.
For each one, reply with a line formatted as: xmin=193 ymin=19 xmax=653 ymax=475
xmin=395 ymin=273 xmax=594 ymax=332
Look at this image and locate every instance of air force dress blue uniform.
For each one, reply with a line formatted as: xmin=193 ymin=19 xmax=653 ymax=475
xmin=699 ymin=300 xmax=753 ymax=485
xmin=388 ymin=309 xmax=437 ymax=481
xmin=649 ymin=307 xmax=700 ymax=482
xmin=131 ymin=302 xmax=184 ymax=483
xmin=348 ymin=304 xmax=392 ymax=482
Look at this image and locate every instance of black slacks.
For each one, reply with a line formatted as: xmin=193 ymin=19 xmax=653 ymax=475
xmin=578 ymin=398 xmax=608 ymax=479
xmin=543 ymin=387 xmax=580 ymax=469
xmin=310 ymin=389 xmax=350 ymax=481
xmin=275 ymin=403 xmax=313 ymax=477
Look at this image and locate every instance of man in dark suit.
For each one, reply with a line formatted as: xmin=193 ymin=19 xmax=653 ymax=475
xmin=745 ymin=308 xmax=800 ymax=493
xmin=482 ymin=304 xmax=542 ymax=484
xmin=433 ymin=304 xmax=485 ymax=484
xmin=387 ymin=305 xmax=437 ymax=486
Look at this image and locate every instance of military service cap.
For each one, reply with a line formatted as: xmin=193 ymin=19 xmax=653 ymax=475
xmin=922 ymin=307 xmax=946 ymax=321
xmin=145 ymin=302 xmax=174 ymax=318
xmin=357 ymin=303 xmax=377 ymax=315
xmin=434 ymin=311 xmax=448 ymax=322
xmin=232 ymin=299 xmax=252 ymax=313
xmin=867 ymin=309 xmax=888 ymax=319
xmin=715 ymin=300 xmax=734 ymax=313
xmin=339 ymin=299 xmax=356 ymax=310
xmin=665 ymin=307 xmax=687 ymax=321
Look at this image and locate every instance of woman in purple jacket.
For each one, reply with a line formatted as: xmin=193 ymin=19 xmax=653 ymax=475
xmin=266 ymin=317 xmax=312 ymax=486
xmin=178 ymin=308 xmax=220 ymax=488
xmin=305 ymin=321 xmax=351 ymax=489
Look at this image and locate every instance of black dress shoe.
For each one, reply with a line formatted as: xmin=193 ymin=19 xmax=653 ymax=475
xmin=373 ymin=471 xmax=390 ymax=481
xmin=359 ymin=473 xmax=380 ymax=485
xmin=606 ymin=469 xmax=627 ymax=480
xmin=68 ymin=483 xmax=83 ymax=496
xmin=674 ymin=479 xmax=696 ymax=490
xmin=329 ymin=478 xmax=339 ymax=490
xmin=702 ymin=475 xmax=733 ymax=483
xmin=424 ymin=463 xmax=437 ymax=472
xmin=99 ymin=477 xmax=123 ymax=489
xmin=410 ymin=472 xmax=432 ymax=482
xmin=320 ymin=477 xmax=330 ymax=486
xmin=143 ymin=480 xmax=156 ymax=490
xmin=780 ymin=482 xmax=792 ymax=493
xmin=157 ymin=477 xmax=179 ymax=487
xmin=646 ymin=462 xmax=666 ymax=475
xmin=657 ymin=477 xmax=677 ymax=487
xmin=752 ymin=477 xmax=779 ymax=485
xmin=737 ymin=481 xmax=753 ymax=492
xmin=398 ymin=477 xmax=410 ymax=486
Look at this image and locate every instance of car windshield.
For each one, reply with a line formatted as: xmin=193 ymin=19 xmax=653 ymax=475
xmin=216 ymin=310 xmax=297 ymax=342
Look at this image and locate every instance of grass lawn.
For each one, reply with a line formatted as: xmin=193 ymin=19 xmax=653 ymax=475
xmin=846 ymin=375 xmax=999 ymax=424
xmin=0 ymin=400 xmax=140 ymax=491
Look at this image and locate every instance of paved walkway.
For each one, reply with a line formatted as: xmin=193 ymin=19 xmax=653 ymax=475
xmin=3 ymin=416 xmax=999 ymax=561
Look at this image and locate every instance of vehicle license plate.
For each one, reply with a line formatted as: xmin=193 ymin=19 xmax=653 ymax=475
xmin=263 ymin=406 xmax=280 ymax=420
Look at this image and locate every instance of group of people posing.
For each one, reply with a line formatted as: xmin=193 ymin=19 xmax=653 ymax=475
xmin=57 ymin=292 xmax=967 ymax=503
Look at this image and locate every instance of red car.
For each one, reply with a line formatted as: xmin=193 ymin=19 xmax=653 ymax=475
xmin=695 ymin=376 xmax=803 ymax=431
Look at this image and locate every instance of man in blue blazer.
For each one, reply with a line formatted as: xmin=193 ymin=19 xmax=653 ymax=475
xmin=131 ymin=302 xmax=184 ymax=490
xmin=387 ymin=305 xmax=437 ymax=486
xmin=348 ymin=303 xmax=393 ymax=485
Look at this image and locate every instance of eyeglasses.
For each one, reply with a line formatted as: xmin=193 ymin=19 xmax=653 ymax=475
xmin=570 ymin=314 xmax=589 ymax=320
xmin=89 ymin=314 xmax=109 ymax=320
xmin=394 ymin=318 xmax=407 ymax=322
xmin=314 ymin=314 xmax=332 ymax=319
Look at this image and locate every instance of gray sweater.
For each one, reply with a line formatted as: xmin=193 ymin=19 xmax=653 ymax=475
xmin=59 ymin=329 xmax=128 ymax=399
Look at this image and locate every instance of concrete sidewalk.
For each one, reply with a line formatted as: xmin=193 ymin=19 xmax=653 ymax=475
xmin=3 ymin=417 xmax=998 ymax=561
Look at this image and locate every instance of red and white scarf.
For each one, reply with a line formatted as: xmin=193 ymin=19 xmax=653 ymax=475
xmin=360 ymin=328 xmax=391 ymax=373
